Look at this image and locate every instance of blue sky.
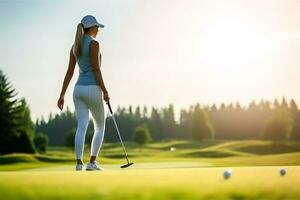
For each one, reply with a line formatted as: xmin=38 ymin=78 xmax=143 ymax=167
xmin=1 ymin=0 xmax=300 ymax=122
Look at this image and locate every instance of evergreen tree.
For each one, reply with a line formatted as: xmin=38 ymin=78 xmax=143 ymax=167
xmin=0 ymin=70 xmax=35 ymax=154
xmin=188 ymin=104 xmax=214 ymax=140
xmin=128 ymin=105 xmax=133 ymax=115
xmin=134 ymin=106 xmax=141 ymax=119
xmin=263 ymin=108 xmax=293 ymax=144
xmin=280 ymin=97 xmax=289 ymax=110
xmin=161 ymin=104 xmax=176 ymax=139
xmin=149 ymin=107 xmax=163 ymax=140
xmin=273 ymin=98 xmax=280 ymax=109
xmin=142 ymin=105 xmax=148 ymax=119
xmin=289 ymin=99 xmax=300 ymax=139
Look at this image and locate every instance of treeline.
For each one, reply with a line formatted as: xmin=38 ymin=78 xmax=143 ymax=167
xmin=206 ymin=99 xmax=300 ymax=140
xmin=35 ymin=97 xmax=300 ymax=146
xmin=2 ymin=67 xmax=300 ymax=155
xmin=35 ymin=104 xmax=181 ymax=146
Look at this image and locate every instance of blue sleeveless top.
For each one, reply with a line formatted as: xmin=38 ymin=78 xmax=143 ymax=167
xmin=75 ymin=34 xmax=100 ymax=86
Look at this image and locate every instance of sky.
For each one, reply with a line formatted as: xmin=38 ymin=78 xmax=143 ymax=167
xmin=1 ymin=0 xmax=300 ymax=123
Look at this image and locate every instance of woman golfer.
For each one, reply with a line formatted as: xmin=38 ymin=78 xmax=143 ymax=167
xmin=57 ymin=15 xmax=110 ymax=171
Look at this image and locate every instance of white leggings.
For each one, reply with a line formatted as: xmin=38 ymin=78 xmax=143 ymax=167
xmin=72 ymin=85 xmax=106 ymax=160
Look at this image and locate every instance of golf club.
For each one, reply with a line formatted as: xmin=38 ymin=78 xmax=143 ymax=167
xmin=106 ymin=101 xmax=134 ymax=168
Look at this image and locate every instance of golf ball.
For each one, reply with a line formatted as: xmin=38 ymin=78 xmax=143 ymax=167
xmin=223 ymin=169 xmax=232 ymax=179
xmin=170 ymin=147 xmax=176 ymax=152
xmin=280 ymin=168 xmax=287 ymax=176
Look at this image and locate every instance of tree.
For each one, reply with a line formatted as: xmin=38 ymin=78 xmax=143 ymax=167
xmin=188 ymin=105 xmax=214 ymax=140
xmin=134 ymin=106 xmax=141 ymax=119
xmin=65 ymin=128 xmax=76 ymax=147
xmin=34 ymin=132 xmax=49 ymax=153
xmin=289 ymin=99 xmax=300 ymax=140
xmin=142 ymin=105 xmax=148 ymax=119
xmin=132 ymin=124 xmax=151 ymax=151
xmin=148 ymin=107 xmax=163 ymax=140
xmin=0 ymin=70 xmax=36 ymax=154
xmin=19 ymin=98 xmax=35 ymax=142
xmin=161 ymin=104 xmax=177 ymax=139
xmin=263 ymin=109 xmax=293 ymax=145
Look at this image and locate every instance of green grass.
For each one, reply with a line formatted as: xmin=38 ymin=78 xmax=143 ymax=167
xmin=0 ymin=166 xmax=299 ymax=200
xmin=1 ymin=140 xmax=300 ymax=199
xmin=1 ymin=140 xmax=300 ymax=170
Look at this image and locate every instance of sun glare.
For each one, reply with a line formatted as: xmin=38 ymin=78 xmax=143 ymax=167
xmin=195 ymin=19 xmax=273 ymax=70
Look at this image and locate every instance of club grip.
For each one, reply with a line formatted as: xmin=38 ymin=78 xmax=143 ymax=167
xmin=106 ymin=101 xmax=113 ymax=114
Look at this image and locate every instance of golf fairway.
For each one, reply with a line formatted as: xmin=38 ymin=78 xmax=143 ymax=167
xmin=0 ymin=164 xmax=299 ymax=200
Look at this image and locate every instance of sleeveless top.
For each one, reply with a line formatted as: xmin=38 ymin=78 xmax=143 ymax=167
xmin=75 ymin=34 xmax=101 ymax=86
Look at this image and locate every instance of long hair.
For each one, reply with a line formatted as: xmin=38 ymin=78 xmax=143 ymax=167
xmin=72 ymin=23 xmax=84 ymax=59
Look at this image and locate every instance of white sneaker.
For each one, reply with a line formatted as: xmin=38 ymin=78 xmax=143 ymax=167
xmin=86 ymin=160 xmax=104 ymax=171
xmin=75 ymin=163 xmax=85 ymax=171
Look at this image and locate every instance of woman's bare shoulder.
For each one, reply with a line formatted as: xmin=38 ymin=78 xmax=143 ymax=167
xmin=90 ymin=40 xmax=99 ymax=49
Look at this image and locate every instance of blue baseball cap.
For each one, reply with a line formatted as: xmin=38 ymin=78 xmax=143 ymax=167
xmin=81 ymin=15 xmax=104 ymax=28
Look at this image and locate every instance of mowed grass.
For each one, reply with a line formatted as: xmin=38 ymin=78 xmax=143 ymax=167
xmin=1 ymin=140 xmax=300 ymax=199
xmin=1 ymin=140 xmax=300 ymax=170
xmin=0 ymin=166 xmax=300 ymax=200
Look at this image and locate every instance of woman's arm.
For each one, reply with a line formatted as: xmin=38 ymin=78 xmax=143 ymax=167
xmin=59 ymin=47 xmax=76 ymax=98
xmin=89 ymin=40 xmax=108 ymax=93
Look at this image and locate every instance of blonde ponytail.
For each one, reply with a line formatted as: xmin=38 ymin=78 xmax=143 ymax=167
xmin=72 ymin=23 xmax=84 ymax=59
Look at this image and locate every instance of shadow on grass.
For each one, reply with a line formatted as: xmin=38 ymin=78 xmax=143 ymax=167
xmin=34 ymin=155 xmax=74 ymax=163
xmin=0 ymin=154 xmax=37 ymax=164
xmin=181 ymin=150 xmax=237 ymax=158
xmin=236 ymin=143 xmax=300 ymax=155
xmin=0 ymin=153 xmax=74 ymax=164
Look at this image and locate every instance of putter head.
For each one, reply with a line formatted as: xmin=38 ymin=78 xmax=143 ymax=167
xmin=121 ymin=162 xmax=134 ymax=168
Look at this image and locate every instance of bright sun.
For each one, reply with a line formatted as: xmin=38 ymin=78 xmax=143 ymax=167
xmin=195 ymin=19 xmax=272 ymax=70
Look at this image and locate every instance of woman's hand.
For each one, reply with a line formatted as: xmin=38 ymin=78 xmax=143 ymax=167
xmin=103 ymin=92 xmax=110 ymax=103
xmin=57 ymin=96 xmax=64 ymax=111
